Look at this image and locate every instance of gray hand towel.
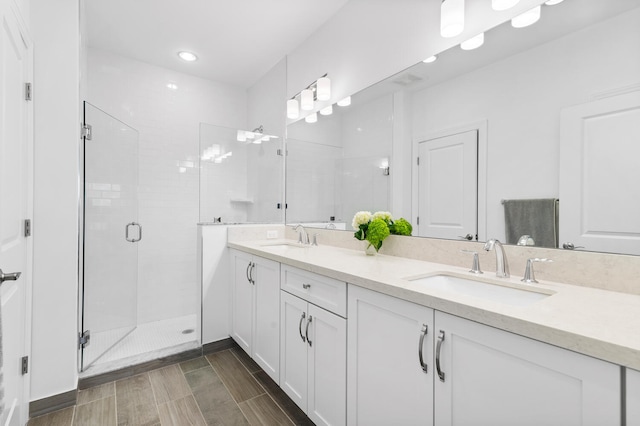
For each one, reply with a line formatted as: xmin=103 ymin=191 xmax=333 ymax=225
xmin=503 ymin=198 xmax=559 ymax=248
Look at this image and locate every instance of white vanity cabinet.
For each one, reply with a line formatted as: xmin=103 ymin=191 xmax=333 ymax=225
xmin=434 ymin=311 xmax=621 ymax=426
xmin=347 ymin=285 xmax=434 ymax=426
xmin=230 ymin=249 xmax=280 ymax=383
xmin=627 ymin=368 xmax=640 ymax=425
xmin=280 ymin=266 xmax=347 ymax=426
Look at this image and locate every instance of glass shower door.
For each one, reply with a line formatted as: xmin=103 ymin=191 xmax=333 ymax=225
xmin=81 ymin=102 xmax=139 ymax=371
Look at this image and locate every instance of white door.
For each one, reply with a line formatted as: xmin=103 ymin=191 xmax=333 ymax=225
xmin=0 ymin=2 xmax=31 ymax=425
xmin=434 ymin=311 xmax=620 ymax=426
xmin=279 ymin=291 xmax=308 ymax=412
xmin=252 ymin=257 xmax=280 ymax=384
xmin=559 ymin=91 xmax=640 ymax=255
xmin=417 ymin=130 xmax=477 ymax=240
xmin=307 ymin=304 xmax=346 ymax=426
xmin=347 ymin=285 xmax=433 ymax=426
xmin=230 ymin=249 xmax=254 ymax=354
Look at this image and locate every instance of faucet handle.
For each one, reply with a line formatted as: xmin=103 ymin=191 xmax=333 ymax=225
xmin=460 ymin=250 xmax=483 ymax=274
xmin=521 ymin=258 xmax=553 ymax=283
xmin=311 ymin=233 xmax=319 ymax=246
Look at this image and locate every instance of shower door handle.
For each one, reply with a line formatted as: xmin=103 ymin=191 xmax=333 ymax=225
xmin=0 ymin=269 xmax=21 ymax=285
xmin=125 ymin=222 xmax=142 ymax=242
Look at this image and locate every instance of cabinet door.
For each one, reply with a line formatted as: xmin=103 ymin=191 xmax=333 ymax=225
xmin=434 ymin=312 xmax=620 ymax=426
xmin=280 ymin=291 xmax=309 ymax=411
xmin=628 ymin=368 xmax=640 ymax=426
xmin=230 ymin=249 xmax=254 ymax=354
xmin=347 ymin=285 xmax=433 ymax=426
xmin=252 ymin=257 xmax=281 ymax=384
xmin=308 ymin=304 xmax=346 ymax=426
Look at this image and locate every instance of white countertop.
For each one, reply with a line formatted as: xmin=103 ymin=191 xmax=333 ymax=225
xmin=229 ymin=239 xmax=640 ymax=370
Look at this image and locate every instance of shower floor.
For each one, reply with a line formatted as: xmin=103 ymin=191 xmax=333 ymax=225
xmin=80 ymin=314 xmax=199 ymax=377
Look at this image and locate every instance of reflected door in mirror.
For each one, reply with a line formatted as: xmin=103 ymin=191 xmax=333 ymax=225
xmin=417 ymin=130 xmax=478 ymax=240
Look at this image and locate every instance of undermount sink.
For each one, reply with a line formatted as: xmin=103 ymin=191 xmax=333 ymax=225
xmin=260 ymin=242 xmax=308 ymax=250
xmin=404 ymin=274 xmax=552 ymax=307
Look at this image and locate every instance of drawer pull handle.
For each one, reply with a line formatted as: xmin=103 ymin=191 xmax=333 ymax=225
xmin=306 ymin=315 xmax=313 ymax=347
xmin=298 ymin=312 xmax=306 ymax=342
xmin=302 ymin=283 xmax=311 ymax=289
xmin=436 ymin=330 xmax=446 ymax=382
xmin=418 ymin=324 xmax=428 ymax=374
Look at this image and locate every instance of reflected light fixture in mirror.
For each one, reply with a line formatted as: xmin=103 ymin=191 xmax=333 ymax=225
xmin=337 ymin=96 xmax=351 ymax=107
xmin=287 ymin=99 xmax=299 ymax=119
xmin=441 ymin=0 xmax=465 ymax=38
xmin=301 ymin=89 xmax=314 ymax=110
xmin=423 ymin=55 xmax=438 ymax=63
xmin=461 ymin=32 xmax=484 ymax=50
xmin=320 ymin=105 xmax=333 ymax=116
xmin=305 ymin=112 xmax=318 ymax=123
xmin=492 ymin=0 xmax=519 ymax=11
xmin=316 ymin=77 xmax=331 ymax=101
xmin=236 ymin=130 xmax=247 ymax=142
xmin=511 ymin=5 xmax=541 ymax=28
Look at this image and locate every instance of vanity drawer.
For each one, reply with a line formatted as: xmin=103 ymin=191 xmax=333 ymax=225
xmin=281 ymin=265 xmax=347 ymax=317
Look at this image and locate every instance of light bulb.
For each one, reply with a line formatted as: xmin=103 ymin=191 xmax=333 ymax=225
xmin=440 ymin=0 xmax=465 ymax=38
xmin=491 ymin=0 xmax=519 ymax=11
xmin=236 ymin=130 xmax=246 ymax=142
xmin=512 ymin=5 xmax=541 ymax=28
xmin=305 ymin=112 xmax=318 ymax=123
xmin=316 ymin=77 xmax=331 ymax=101
xmin=337 ymin=96 xmax=351 ymax=107
xmin=287 ymin=99 xmax=299 ymax=119
xmin=320 ymin=105 xmax=333 ymax=116
xmin=301 ymin=89 xmax=314 ymax=110
xmin=423 ymin=55 xmax=438 ymax=63
xmin=460 ymin=32 xmax=484 ymax=50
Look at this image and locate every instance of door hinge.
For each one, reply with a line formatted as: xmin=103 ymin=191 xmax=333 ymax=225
xmin=78 ymin=330 xmax=91 ymax=349
xmin=417 ymin=157 xmax=420 ymax=166
xmin=21 ymin=356 xmax=29 ymax=375
xmin=25 ymin=82 xmax=32 ymax=101
xmin=277 ymin=149 xmax=288 ymax=156
xmin=24 ymin=219 xmax=31 ymax=237
xmin=81 ymin=124 xmax=93 ymax=140
xmin=417 ymin=216 xmax=420 ymax=225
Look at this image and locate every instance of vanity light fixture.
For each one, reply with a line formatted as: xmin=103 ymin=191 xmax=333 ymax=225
xmin=287 ymin=99 xmax=299 ymax=119
xmin=305 ymin=112 xmax=318 ymax=123
xmin=177 ymin=51 xmax=198 ymax=62
xmin=491 ymin=0 xmax=519 ymax=11
xmin=337 ymin=96 xmax=351 ymax=107
xmin=511 ymin=5 xmax=541 ymax=28
xmin=544 ymin=0 xmax=564 ymax=5
xmin=440 ymin=0 xmax=465 ymax=38
xmin=461 ymin=32 xmax=484 ymax=50
xmin=320 ymin=105 xmax=333 ymax=116
xmin=423 ymin=55 xmax=438 ymax=63
xmin=300 ymin=89 xmax=314 ymax=110
xmin=316 ymin=77 xmax=331 ymax=101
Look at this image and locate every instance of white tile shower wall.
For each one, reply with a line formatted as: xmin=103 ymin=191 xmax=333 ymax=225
xmin=87 ymin=48 xmax=247 ymax=324
xmin=410 ymin=9 xmax=640 ymax=243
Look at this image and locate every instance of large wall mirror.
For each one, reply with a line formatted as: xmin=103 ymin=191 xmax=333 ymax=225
xmin=285 ymin=0 xmax=640 ymax=256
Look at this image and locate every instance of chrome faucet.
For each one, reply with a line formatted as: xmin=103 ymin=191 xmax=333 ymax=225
xmin=483 ymin=238 xmax=510 ymax=278
xmin=293 ymin=224 xmax=309 ymax=245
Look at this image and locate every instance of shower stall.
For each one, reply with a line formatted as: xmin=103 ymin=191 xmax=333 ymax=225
xmin=79 ymin=102 xmax=201 ymax=375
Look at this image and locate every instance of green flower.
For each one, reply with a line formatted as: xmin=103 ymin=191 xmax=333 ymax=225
xmin=390 ymin=218 xmax=412 ymax=236
xmin=366 ymin=218 xmax=390 ymax=251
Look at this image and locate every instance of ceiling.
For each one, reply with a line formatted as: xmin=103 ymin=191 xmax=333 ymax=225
xmin=84 ymin=0 xmax=350 ymax=88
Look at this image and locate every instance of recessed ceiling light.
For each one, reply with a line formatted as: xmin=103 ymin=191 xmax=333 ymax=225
xmin=423 ymin=55 xmax=438 ymax=63
xmin=178 ymin=51 xmax=198 ymax=62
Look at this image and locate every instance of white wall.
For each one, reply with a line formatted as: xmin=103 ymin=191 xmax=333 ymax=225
xmin=87 ymin=49 xmax=246 ymax=324
xmin=286 ymin=0 xmax=546 ymax=106
xmin=30 ymin=0 xmax=80 ymax=401
xmin=410 ymin=8 xmax=640 ymax=242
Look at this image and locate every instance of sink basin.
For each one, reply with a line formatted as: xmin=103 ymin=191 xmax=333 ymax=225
xmin=404 ymin=274 xmax=552 ymax=307
xmin=260 ymin=242 xmax=308 ymax=251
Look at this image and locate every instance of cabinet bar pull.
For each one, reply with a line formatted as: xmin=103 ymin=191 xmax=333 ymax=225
xmin=306 ymin=315 xmax=313 ymax=347
xmin=249 ymin=262 xmax=255 ymax=284
xmin=418 ymin=324 xmax=429 ymax=374
xmin=299 ymin=312 xmax=306 ymax=342
xmin=302 ymin=283 xmax=311 ymax=289
xmin=436 ymin=330 xmax=446 ymax=382
xmin=246 ymin=262 xmax=252 ymax=284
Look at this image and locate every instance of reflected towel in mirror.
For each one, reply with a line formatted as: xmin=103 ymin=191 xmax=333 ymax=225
xmin=503 ymin=198 xmax=559 ymax=248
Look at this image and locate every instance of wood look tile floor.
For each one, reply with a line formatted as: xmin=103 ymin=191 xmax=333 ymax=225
xmin=28 ymin=348 xmax=314 ymax=426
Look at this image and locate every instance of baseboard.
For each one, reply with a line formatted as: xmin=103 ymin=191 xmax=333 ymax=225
xmin=29 ymin=389 xmax=77 ymax=419
xmin=203 ymin=337 xmax=237 ymax=354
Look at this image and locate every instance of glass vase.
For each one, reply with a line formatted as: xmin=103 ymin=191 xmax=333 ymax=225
xmin=364 ymin=243 xmax=378 ymax=256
